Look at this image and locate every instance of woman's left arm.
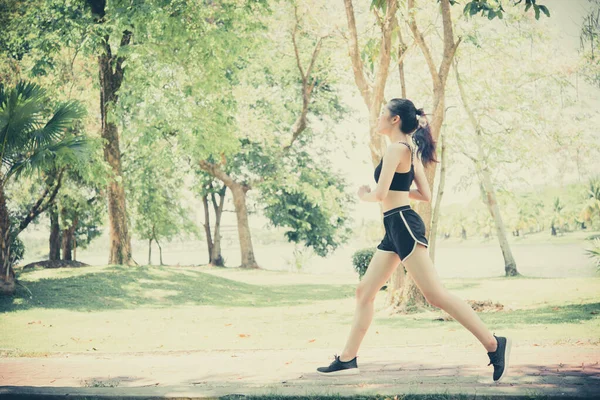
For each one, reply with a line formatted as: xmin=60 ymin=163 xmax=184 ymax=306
xmin=358 ymin=144 xmax=406 ymax=202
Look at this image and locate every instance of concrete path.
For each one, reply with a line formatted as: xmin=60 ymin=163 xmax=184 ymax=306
xmin=1 ymin=344 xmax=599 ymax=398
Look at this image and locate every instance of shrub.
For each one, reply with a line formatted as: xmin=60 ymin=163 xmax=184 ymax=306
xmin=352 ymin=248 xmax=376 ymax=280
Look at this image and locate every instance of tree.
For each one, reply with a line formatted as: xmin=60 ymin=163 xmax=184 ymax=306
xmin=194 ymin=171 xmax=227 ymax=267
xmin=0 ymin=81 xmax=88 ymax=295
xmin=260 ymin=148 xmax=354 ymax=257
xmin=454 ymin=57 xmax=519 ymax=276
xmin=580 ymin=177 xmax=600 ymax=229
xmin=125 ymin=133 xmax=199 ymax=266
xmin=198 ymin=1 xmax=347 ymax=268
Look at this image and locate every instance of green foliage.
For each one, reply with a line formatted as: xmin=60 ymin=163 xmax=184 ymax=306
xmin=125 ymin=133 xmax=200 ymax=247
xmin=580 ymin=1 xmax=600 ymax=87
xmin=8 ymin=235 xmax=25 ymax=265
xmin=0 ymin=81 xmax=89 ymax=184
xmin=461 ymin=0 xmax=550 ymax=21
xmin=580 ymin=176 xmax=600 ymax=226
xmin=352 ymin=248 xmax=376 ymax=280
xmin=585 ymin=239 xmax=600 ymax=270
xmin=260 ymin=150 xmax=354 ymax=257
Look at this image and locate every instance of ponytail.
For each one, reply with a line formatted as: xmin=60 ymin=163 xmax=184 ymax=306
xmin=412 ymin=109 xmax=438 ymax=166
xmin=387 ymin=99 xmax=438 ymax=166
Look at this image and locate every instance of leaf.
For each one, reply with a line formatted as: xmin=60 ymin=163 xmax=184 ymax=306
xmin=470 ymin=4 xmax=479 ymax=16
xmin=238 ymin=333 xmax=250 ymax=338
xmin=463 ymin=2 xmax=472 ymax=16
xmin=538 ymin=5 xmax=550 ymax=17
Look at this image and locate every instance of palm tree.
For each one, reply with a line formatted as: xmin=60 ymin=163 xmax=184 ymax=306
xmin=551 ymin=197 xmax=565 ymax=236
xmin=0 ymin=81 xmax=87 ymax=295
xmin=586 ymin=239 xmax=600 ymax=271
xmin=580 ymin=177 xmax=600 ymax=229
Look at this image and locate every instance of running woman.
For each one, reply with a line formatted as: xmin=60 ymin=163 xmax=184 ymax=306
xmin=317 ymin=98 xmax=512 ymax=382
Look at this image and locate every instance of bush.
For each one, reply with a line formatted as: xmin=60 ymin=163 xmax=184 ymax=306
xmin=5 ymin=235 xmax=25 ymax=266
xmin=352 ymin=248 xmax=376 ymax=280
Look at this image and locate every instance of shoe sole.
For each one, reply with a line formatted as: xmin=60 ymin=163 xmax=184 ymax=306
xmin=317 ymin=368 xmax=360 ymax=376
xmin=495 ymin=337 xmax=512 ymax=383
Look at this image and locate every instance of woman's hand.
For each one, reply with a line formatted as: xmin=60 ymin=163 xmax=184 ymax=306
xmin=357 ymin=185 xmax=371 ymax=200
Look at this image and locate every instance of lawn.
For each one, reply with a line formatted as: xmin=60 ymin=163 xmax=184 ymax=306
xmin=0 ymin=264 xmax=599 ymax=357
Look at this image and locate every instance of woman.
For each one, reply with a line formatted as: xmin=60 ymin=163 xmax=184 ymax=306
xmin=317 ymin=98 xmax=512 ymax=382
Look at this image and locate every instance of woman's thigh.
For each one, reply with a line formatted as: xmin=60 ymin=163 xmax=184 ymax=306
xmin=401 ymin=244 xmax=447 ymax=301
xmin=357 ymin=250 xmax=401 ymax=300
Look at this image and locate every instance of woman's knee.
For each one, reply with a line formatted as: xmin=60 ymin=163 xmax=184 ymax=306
xmin=424 ymin=289 xmax=449 ymax=308
xmin=355 ymin=283 xmax=376 ymax=304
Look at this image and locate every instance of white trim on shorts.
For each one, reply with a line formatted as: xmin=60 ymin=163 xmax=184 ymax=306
xmin=399 ymin=210 xmax=428 ymax=261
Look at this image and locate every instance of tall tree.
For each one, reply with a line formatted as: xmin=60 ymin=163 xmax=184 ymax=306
xmin=454 ymin=58 xmax=518 ymax=276
xmin=198 ymin=1 xmax=346 ymax=268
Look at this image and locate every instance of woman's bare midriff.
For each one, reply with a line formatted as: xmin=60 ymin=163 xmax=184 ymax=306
xmin=381 ymin=190 xmax=411 ymax=213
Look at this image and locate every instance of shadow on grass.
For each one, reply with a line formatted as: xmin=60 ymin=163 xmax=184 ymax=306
xmin=0 ymin=265 xmax=356 ymax=313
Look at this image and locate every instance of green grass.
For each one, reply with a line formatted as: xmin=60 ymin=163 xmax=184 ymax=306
xmin=0 ymin=264 xmax=598 ymax=356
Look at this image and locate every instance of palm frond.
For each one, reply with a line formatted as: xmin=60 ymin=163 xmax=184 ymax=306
xmin=6 ymin=135 xmax=90 ymax=182
xmin=0 ymin=81 xmax=88 ymax=183
xmin=585 ymin=239 xmax=600 ymax=270
xmin=29 ymin=101 xmax=85 ymax=151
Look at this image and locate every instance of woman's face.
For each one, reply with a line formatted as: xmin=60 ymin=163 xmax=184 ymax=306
xmin=377 ymin=105 xmax=400 ymax=135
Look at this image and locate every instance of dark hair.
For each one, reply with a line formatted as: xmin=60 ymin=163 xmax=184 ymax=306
xmin=387 ymin=98 xmax=438 ymax=166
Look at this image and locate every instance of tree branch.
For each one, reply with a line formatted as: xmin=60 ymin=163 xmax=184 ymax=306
xmin=371 ymin=0 xmax=399 ymax=111
xmin=292 ymin=6 xmax=306 ymax=81
xmin=199 ymin=160 xmax=251 ymax=192
xmin=438 ymin=0 xmax=461 ymax=88
xmin=17 ymin=168 xmax=65 ymax=234
xmin=407 ymin=0 xmax=439 ymax=87
xmin=343 ymin=0 xmax=372 ymax=108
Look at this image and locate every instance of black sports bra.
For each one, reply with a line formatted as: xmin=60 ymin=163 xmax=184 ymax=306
xmin=374 ymin=142 xmax=414 ymax=192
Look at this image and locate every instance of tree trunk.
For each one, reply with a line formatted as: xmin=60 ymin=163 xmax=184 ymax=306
xmin=156 ymin=238 xmax=163 ymax=266
xmin=479 ymin=167 xmax=519 ymax=276
xmin=0 ymin=185 xmax=15 ymax=295
xmin=49 ymin=204 xmax=61 ymax=261
xmin=230 ymin=184 xmax=259 ymax=269
xmin=429 ymin=131 xmax=447 ymax=264
xmin=386 ymin=263 xmax=405 ymax=305
xmin=148 ymin=238 xmax=152 ymax=265
xmin=210 ymin=188 xmax=226 ymax=266
xmin=99 ymin=32 xmax=133 ymax=266
xmin=202 ymin=194 xmax=214 ymax=263
xmin=61 ymin=212 xmax=78 ymax=261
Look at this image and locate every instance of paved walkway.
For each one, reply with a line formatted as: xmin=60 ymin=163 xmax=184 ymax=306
xmin=1 ymin=344 xmax=599 ymax=398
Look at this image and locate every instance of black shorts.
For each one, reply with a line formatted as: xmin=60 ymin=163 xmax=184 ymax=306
xmin=376 ymin=205 xmax=429 ymax=261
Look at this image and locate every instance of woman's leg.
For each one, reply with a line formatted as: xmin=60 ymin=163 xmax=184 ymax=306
xmin=340 ymin=250 xmax=400 ymax=361
xmin=401 ymin=245 xmax=498 ymax=353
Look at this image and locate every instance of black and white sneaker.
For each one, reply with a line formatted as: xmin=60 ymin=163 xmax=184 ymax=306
xmin=317 ymin=354 xmax=360 ymax=376
xmin=487 ymin=334 xmax=512 ymax=382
